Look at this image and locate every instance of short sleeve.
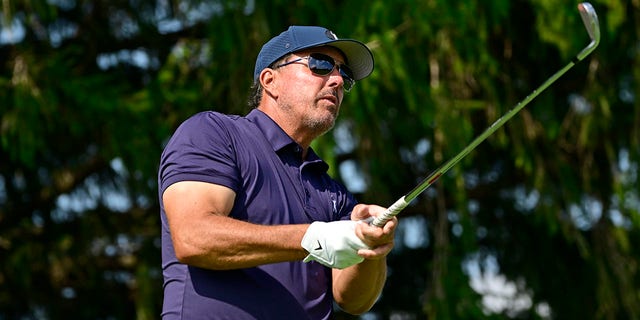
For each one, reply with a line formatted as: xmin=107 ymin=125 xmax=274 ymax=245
xmin=159 ymin=112 xmax=240 ymax=194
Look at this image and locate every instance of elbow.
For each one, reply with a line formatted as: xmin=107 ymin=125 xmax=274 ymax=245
xmin=173 ymin=239 xmax=201 ymax=265
xmin=336 ymin=301 xmax=373 ymax=316
xmin=171 ymin=233 xmax=211 ymax=267
xmin=334 ymin=293 xmax=375 ymax=315
xmin=172 ymin=236 xmax=232 ymax=270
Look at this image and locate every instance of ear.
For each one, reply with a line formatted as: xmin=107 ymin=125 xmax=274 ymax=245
xmin=260 ymin=68 xmax=278 ymax=98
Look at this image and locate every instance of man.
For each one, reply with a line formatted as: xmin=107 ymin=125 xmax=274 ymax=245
xmin=159 ymin=25 xmax=398 ymax=319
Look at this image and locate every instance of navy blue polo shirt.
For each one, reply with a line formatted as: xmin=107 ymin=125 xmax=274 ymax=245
xmin=158 ymin=109 xmax=357 ymax=319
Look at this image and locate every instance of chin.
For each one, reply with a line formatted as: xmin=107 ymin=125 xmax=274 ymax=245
xmin=308 ymin=117 xmax=336 ymax=136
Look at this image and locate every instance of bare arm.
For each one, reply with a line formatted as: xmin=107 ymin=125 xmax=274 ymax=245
xmin=164 ymin=181 xmax=396 ymax=312
xmin=332 ymin=204 xmax=397 ymax=314
xmin=162 ymin=180 xmax=308 ymax=270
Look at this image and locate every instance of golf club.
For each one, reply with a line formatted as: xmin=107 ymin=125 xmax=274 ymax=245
xmin=370 ymin=2 xmax=600 ymax=227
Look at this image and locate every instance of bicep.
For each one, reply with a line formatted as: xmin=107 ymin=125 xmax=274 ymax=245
xmin=162 ymin=181 xmax=238 ymax=265
xmin=163 ymin=181 xmax=236 ymax=227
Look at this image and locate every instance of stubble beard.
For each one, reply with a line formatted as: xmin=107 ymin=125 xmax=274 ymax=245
xmin=307 ymin=89 xmax=341 ymax=136
xmin=305 ymin=107 xmax=337 ymax=137
xmin=281 ymin=100 xmax=339 ymax=138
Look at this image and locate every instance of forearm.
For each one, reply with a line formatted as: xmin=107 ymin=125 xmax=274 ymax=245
xmin=173 ymin=214 xmax=309 ymax=270
xmin=332 ymin=258 xmax=388 ymax=315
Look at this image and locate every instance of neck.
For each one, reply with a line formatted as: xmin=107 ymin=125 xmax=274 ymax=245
xmin=257 ymin=105 xmax=319 ymax=152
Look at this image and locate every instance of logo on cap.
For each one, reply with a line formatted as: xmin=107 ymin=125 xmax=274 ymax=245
xmin=325 ymin=29 xmax=338 ymax=40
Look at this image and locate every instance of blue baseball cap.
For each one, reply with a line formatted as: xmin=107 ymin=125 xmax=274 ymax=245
xmin=254 ymin=26 xmax=374 ymax=81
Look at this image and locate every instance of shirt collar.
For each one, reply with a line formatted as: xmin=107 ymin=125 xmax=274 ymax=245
xmin=247 ymin=109 xmax=292 ymax=152
xmin=246 ymin=109 xmax=328 ymax=170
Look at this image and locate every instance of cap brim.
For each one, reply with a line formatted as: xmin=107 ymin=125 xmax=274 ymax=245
xmin=325 ymin=40 xmax=374 ymax=81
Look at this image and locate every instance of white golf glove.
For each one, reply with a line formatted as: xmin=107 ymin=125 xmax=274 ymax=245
xmin=301 ymin=220 xmax=369 ymax=269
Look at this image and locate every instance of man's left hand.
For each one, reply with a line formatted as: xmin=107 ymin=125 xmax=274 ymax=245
xmin=351 ymin=204 xmax=397 ymax=260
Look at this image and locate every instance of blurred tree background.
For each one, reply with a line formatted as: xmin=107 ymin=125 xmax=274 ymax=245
xmin=1 ymin=0 xmax=638 ymax=319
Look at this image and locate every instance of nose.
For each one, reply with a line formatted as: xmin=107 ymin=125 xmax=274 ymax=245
xmin=327 ymin=66 xmax=345 ymax=88
xmin=329 ymin=66 xmax=347 ymax=91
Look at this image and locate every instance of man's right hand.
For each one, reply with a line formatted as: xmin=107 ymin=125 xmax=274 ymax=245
xmin=301 ymin=221 xmax=369 ymax=269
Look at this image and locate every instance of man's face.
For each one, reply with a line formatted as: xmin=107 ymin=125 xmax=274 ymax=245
xmin=272 ymin=46 xmax=349 ymax=137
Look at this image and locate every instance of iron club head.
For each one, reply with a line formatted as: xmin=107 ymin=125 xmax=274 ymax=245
xmin=577 ymin=2 xmax=601 ymax=60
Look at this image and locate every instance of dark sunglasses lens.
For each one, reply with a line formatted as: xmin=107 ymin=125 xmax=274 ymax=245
xmin=339 ymin=64 xmax=354 ymax=80
xmin=308 ymin=54 xmax=334 ymax=75
xmin=309 ymin=53 xmax=355 ymax=91
xmin=339 ymin=65 xmax=355 ymax=90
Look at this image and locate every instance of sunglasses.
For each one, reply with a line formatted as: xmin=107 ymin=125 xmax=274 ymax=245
xmin=273 ymin=53 xmax=355 ymax=91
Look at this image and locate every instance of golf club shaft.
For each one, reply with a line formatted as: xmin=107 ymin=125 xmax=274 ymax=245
xmin=371 ymin=3 xmax=599 ymax=227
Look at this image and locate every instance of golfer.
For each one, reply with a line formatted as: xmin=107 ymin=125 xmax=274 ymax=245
xmin=159 ymin=25 xmax=397 ymax=319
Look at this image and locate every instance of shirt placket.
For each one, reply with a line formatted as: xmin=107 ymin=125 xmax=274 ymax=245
xmin=299 ymin=161 xmax=332 ymax=222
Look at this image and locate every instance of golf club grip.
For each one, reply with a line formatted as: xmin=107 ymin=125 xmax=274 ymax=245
xmin=371 ymin=197 xmax=409 ymax=227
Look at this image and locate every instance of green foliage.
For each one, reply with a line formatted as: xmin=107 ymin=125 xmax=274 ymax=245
xmin=1 ymin=0 xmax=639 ymax=319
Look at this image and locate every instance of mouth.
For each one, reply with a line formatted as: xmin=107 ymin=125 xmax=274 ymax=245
xmin=321 ymin=96 xmax=338 ymax=106
xmin=318 ymin=90 xmax=340 ymax=106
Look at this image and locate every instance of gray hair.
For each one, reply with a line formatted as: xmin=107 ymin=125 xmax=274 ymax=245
xmin=247 ymin=54 xmax=292 ymax=109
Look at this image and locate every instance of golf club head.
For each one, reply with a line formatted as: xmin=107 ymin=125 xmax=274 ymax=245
xmin=577 ymin=2 xmax=601 ymax=60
